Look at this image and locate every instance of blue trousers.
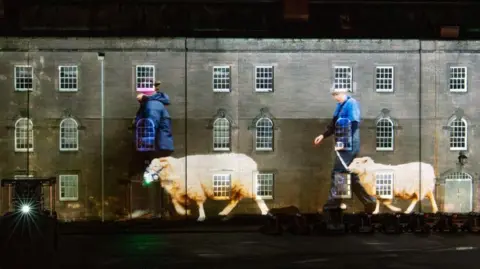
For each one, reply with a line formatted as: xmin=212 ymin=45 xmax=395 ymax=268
xmin=326 ymin=150 xmax=377 ymax=210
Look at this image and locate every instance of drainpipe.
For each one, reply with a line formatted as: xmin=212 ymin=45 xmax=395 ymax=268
xmin=184 ymin=38 xmax=188 ymax=219
xmin=98 ymin=52 xmax=105 ymax=222
xmin=418 ymin=41 xmax=422 ymax=213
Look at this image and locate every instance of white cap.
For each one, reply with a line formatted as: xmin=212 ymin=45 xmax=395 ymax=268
xmin=330 ymin=85 xmax=349 ymax=93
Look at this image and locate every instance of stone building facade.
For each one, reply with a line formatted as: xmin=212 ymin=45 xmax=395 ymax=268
xmin=0 ymin=38 xmax=478 ymax=220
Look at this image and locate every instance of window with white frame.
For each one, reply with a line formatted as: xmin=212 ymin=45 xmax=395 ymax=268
xmin=58 ymin=66 xmax=78 ymax=91
xmin=135 ymin=65 xmax=155 ymax=92
xmin=213 ymin=118 xmax=230 ymax=151
xmin=375 ymin=170 xmax=394 ymax=199
xmin=59 ymin=118 xmax=79 ymax=151
xmin=376 ymin=118 xmax=394 ymax=151
xmin=444 ymin=172 xmax=473 ymax=213
xmin=136 ymin=118 xmax=156 ymax=151
xmin=449 ymin=66 xmax=467 ymax=92
xmin=255 ymin=117 xmax=273 ymax=151
xmin=375 ymin=66 xmax=394 ymax=92
xmin=14 ymin=65 xmax=33 ymax=91
xmin=213 ymin=66 xmax=231 ymax=92
xmin=59 ymin=174 xmax=79 ymax=201
xmin=448 ymin=118 xmax=468 ymax=150
xmin=332 ymin=173 xmax=351 ymax=199
xmin=15 ymin=118 xmax=34 ymax=152
xmin=255 ymin=66 xmax=274 ymax=92
xmin=256 ymin=173 xmax=274 ymax=199
xmin=213 ymin=174 xmax=231 ymax=199
xmin=333 ymin=66 xmax=352 ymax=92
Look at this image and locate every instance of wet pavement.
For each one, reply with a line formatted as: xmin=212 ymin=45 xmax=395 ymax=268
xmin=3 ymin=232 xmax=480 ymax=269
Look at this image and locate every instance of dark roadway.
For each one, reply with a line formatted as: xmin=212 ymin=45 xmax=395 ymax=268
xmin=3 ymin=232 xmax=480 ymax=269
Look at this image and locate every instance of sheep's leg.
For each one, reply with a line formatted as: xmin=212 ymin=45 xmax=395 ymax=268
xmin=382 ymin=200 xmax=402 ymax=212
xmin=172 ymin=199 xmax=191 ymax=216
xmin=255 ymin=199 xmax=270 ymax=215
xmin=404 ymin=197 xmax=419 ymax=214
xmin=426 ymin=191 xmax=439 ymax=213
xmin=218 ymin=199 xmax=240 ymax=216
xmin=196 ymin=200 xmax=206 ymax=222
xmin=372 ymin=199 xmax=380 ymax=214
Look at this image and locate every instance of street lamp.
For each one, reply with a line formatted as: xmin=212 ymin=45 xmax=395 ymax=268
xmin=458 ymin=151 xmax=468 ymax=166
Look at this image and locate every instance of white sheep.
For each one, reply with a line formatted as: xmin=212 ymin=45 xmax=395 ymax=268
xmin=347 ymin=156 xmax=439 ymax=214
xmin=144 ymin=153 xmax=269 ymax=221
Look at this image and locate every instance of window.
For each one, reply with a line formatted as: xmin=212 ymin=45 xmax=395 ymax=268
xmin=332 ymin=173 xmax=351 ymax=199
xmin=256 ymin=173 xmax=274 ymax=199
xmin=449 ymin=66 xmax=467 ymax=92
xmin=136 ymin=118 xmax=156 ymax=151
xmin=59 ymin=66 xmax=78 ymax=92
xmin=333 ymin=66 xmax=352 ymax=92
xmin=15 ymin=118 xmax=34 ymax=152
xmin=14 ymin=65 xmax=33 ymax=91
xmin=376 ymin=118 xmax=394 ymax=151
xmin=213 ymin=118 xmax=230 ymax=151
xmin=213 ymin=66 xmax=231 ymax=92
xmin=255 ymin=118 xmax=273 ymax=151
xmin=448 ymin=118 xmax=467 ymax=150
xmin=135 ymin=65 xmax=155 ymax=92
xmin=59 ymin=174 xmax=79 ymax=201
xmin=375 ymin=170 xmax=394 ymax=199
xmin=375 ymin=66 xmax=394 ymax=92
xmin=255 ymin=66 xmax=274 ymax=92
xmin=59 ymin=118 xmax=79 ymax=151
xmin=213 ymin=174 xmax=231 ymax=199
xmin=444 ymin=172 xmax=473 ymax=213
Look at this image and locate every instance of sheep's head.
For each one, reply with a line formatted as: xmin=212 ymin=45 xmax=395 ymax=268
xmin=348 ymin=156 xmax=374 ymax=175
xmin=143 ymin=158 xmax=171 ymax=185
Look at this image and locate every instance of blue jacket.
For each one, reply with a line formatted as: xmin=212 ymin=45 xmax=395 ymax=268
xmin=136 ymin=92 xmax=174 ymax=152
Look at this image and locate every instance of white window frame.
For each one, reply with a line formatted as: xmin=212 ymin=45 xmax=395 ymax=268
xmin=136 ymin=118 xmax=156 ymax=151
xmin=332 ymin=173 xmax=351 ymax=199
xmin=14 ymin=65 xmax=34 ymax=91
xmin=333 ymin=66 xmax=352 ymax=92
xmin=375 ymin=66 xmax=394 ymax=92
xmin=255 ymin=117 xmax=274 ymax=151
xmin=448 ymin=118 xmax=468 ymax=151
xmin=375 ymin=170 xmax=394 ymax=199
xmin=444 ymin=172 xmax=473 ymax=213
xmin=212 ymin=66 xmax=231 ymax=92
xmin=59 ymin=174 xmax=79 ymax=202
xmin=14 ymin=118 xmax=34 ymax=152
xmin=59 ymin=118 xmax=79 ymax=151
xmin=375 ymin=118 xmax=394 ymax=151
xmin=212 ymin=174 xmax=231 ymax=200
xmin=58 ymin=65 xmax=79 ymax=92
xmin=135 ymin=65 xmax=155 ymax=92
xmin=255 ymin=172 xmax=274 ymax=200
xmin=213 ymin=118 xmax=231 ymax=152
xmin=254 ymin=66 xmax=274 ymax=92
xmin=449 ymin=66 xmax=467 ymax=93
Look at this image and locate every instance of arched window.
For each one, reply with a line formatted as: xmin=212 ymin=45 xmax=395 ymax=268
xmin=376 ymin=118 xmax=394 ymax=151
xmin=136 ymin=118 xmax=156 ymax=151
xmin=444 ymin=172 xmax=473 ymax=213
xmin=448 ymin=118 xmax=467 ymax=150
xmin=15 ymin=118 xmax=34 ymax=152
xmin=255 ymin=117 xmax=273 ymax=151
xmin=59 ymin=118 xmax=79 ymax=151
xmin=213 ymin=118 xmax=230 ymax=151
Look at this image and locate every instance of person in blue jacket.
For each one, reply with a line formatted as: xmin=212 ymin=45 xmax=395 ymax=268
xmin=314 ymin=87 xmax=376 ymax=214
xmin=133 ymin=80 xmax=174 ymax=218
xmin=135 ymin=81 xmax=174 ymax=155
